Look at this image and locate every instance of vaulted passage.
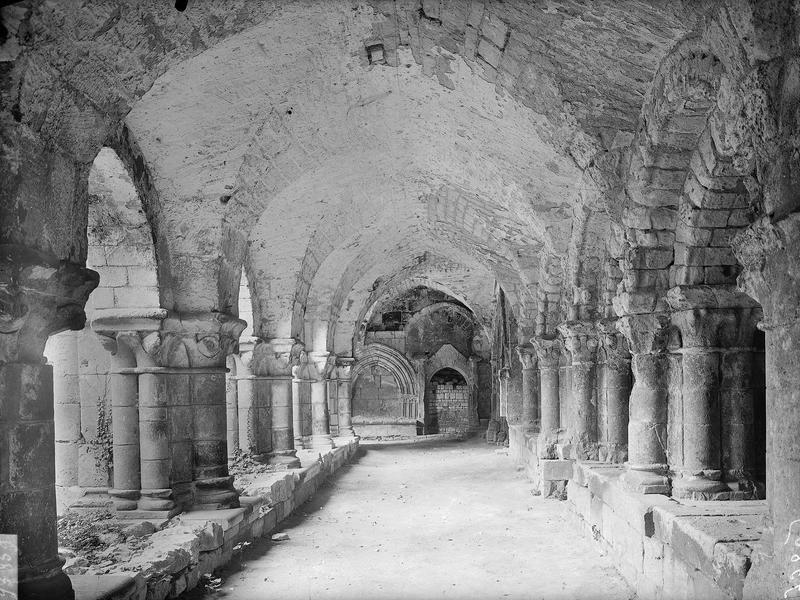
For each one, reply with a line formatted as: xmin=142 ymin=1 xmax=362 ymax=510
xmin=188 ymin=440 xmax=633 ymax=600
xmin=2 ymin=2 xmax=799 ymax=600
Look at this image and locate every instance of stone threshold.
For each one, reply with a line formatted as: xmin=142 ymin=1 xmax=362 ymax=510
xmin=69 ymin=438 xmax=360 ymax=600
xmin=566 ymin=460 xmax=767 ymax=600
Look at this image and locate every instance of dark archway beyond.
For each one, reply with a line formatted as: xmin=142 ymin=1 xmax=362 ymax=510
xmin=426 ymin=368 xmax=469 ymax=435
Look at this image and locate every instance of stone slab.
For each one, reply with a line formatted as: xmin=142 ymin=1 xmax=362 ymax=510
xmin=179 ymin=507 xmax=247 ymax=530
xmin=540 ymin=459 xmax=574 ymax=481
xmin=71 ymin=574 xmax=141 ymax=600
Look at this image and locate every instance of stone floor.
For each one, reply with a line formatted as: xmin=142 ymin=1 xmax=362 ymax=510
xmin=186 ymin=438 xmax=635 ymax=600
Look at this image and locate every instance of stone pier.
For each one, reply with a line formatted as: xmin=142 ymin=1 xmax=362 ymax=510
xmin=0 ymin=245 xmax=98 ymax=600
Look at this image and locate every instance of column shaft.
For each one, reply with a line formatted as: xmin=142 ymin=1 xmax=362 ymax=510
xmin=558 ymin=322 xmax=599 ymax=460
xmin=533 ymin=338 xmax=560 ymax=458
xmin=137 ymin=370 xmax=175 ymax=512
xmin=310 ymin=379 xmax=334 ymax=449
xmin=108 ymin=340 xmax=140 ymax=510
xmin=0 ymin=363 xmax=74 ymax=599
xmin=336 ymin=358 xmax=356 ymax=438
xmin=618 ymin=314 xmax=670 ymax=494
xmin=720 ymin=350 xmax=757 ymax=485
xmin=225 ymin=366 xmax=240 ymax=457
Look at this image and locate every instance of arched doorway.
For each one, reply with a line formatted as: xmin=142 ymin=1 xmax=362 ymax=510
xmin=426 ymin=368 xmax=469 ymax=434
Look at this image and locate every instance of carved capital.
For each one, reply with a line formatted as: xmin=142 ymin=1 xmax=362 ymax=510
xmin=309 ymin=351 xmax=336 ymax=381
xmin=250 ymin=337 xmax=303 ymax=376
xmin=617 ymin=313 xmax=671 ymax=355
xmin=0 ymin=245 xmax=99 ymax=363
xmin=515 ymin=344 xmax=537 ymax=370
xmin=335 ymin=356 xmax=355 ymax=380
xmin=531 ymin=336 xmax=562 ymax=368
xmin=597 ymin=318 xmax=630 ymax=370
xmin=733 ymin=214 xmax=800 ymax=327
xmin=292 ymin=349 xmax=317 ymax=380
xmin=557 ymin=321 xmax=599 ymax=363
xmin=134 ymin=312 xmax=246 ymax=368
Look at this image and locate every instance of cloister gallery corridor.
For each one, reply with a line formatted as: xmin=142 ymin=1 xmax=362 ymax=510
xmin=188 ymin=440 xmax=634 ymax=600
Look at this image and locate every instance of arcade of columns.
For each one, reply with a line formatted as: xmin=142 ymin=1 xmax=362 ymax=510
xmin=2 ymin=1 xmax=800 ymax=599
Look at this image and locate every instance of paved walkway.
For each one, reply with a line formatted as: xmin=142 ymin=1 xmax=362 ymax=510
xmin=188 ymin=439 xmax=635 ymax=600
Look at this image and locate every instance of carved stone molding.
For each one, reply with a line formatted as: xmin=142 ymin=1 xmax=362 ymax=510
xmin=617 ymin=313 xmax=671 ymax=355
xmin=531 ymin=336 xmax=562 ymax=368
xmin=0 ymin=244 xmax=98 ymax=363
xmin=250 ymin=337 xmax=304 ymax=376
xmin=557 ymin=321 xmax=599 ymax=364
xmin=515 ymin=344 xmax=537 ymax=370
xmin=597 ymin=318 xmax=630 ymax=370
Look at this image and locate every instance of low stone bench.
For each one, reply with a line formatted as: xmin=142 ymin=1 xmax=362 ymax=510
xmin=68 ymin=439 xmax=360 ymax=600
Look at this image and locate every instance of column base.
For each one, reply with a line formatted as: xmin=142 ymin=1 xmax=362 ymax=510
xmin=671 ymin=470 xmax=729 ymax=500
xmin=138 ymin=488 xmax=176 ymax=512
xmin=598 ymin=443 xmax=628 ymax=464
xmin=308 ymin=434 xmax=334 ymax=450
xmin=19 ymin=569 xmax=74 ymax=600
xmin=337 ymin=426 xmax=356 ymax=438
xmin=192 ymin=476 xmax=239 ymax=509
xmin=265 ymin=452 xmax=301 ymax=469
xmin=109 ymin=488 xmax=140 ymax=512
xmin=68 ymin=488 xmax=113 ymax=514
xmin=621 ymin=465 xmax=671 ymax=495
xmin=294 ymin=436 xmax=311 ymax=450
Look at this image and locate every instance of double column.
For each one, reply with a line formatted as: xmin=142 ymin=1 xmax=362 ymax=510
xmin=308 ymin=352 xmax=335 ymax=450
xmin=666 ymin=287 xmax=762 ymax=498
xmin=617 ymin=313 xmax=671 ymax=494
xmin=335 ymin=358 xmax=356 ymax=439
xmin=96 ymin=311 xmax=245 ymax=511
xmin=249 ymin=338 xmax=302 ymax=467
xmin=597 ymin=319 xmax=631 ymax=464
xmin=0 ymin=244 xmax=99 ymax=600
xmin=558 ymin=322 xmax=599 ymax=460
xmin=532 ymin=337 xmax=561 ymax=458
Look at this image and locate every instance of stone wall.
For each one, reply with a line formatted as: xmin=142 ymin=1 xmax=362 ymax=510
xmin=428 ymin=380 xmax=470 ymax=434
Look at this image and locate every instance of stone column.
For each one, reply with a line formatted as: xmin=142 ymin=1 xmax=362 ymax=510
xmin=734 ymin=214 xmax=800 ymax=597
xmin=292 ymin=350 xmax=314 ymax=450
xmin=250 ymin=338 xmax=301 ymax=467
xmin=468 ymin=355 xmax=481 ymax=431
xmin=617 ymin=313 xmax=671 ymax=494
xmin=667 ymin=287 xmax=761 ymax=499
xmin=233 ymin=345 xmax=273 ymax=460
xmin=669 ymin=307 xmax=728 ymax=498
xmin=0 ymin=245 xmax=98 ymax=600
xmin=136 ymin=313 xmax=245 ymax=509
xmin=720 ymin=342 xmax=761 ymax=489
xmin=597 ymin=319 xmax=631 ymax=464
xmin=558 ymin=322 xmax=599 ymax=460
xmin=515 ymin=345 xmax=539 ymax=432
xmin=113 ymin=329 xmax=177 ymax=515
xmin=308 ymin=352 xmax=335 ymax=449
xmin=95 ymin=332 xmax=141 ymax=512
xmin=335 ymin=357 xmax=356 ymax=439
xmin=49 ymin=331 xmax=81 ymax=501
xmin=92 ymin=310 xmax=169 ymax=515
xmin=225 ymin=356 xmax=240 ymax=457
xmin=532 ymin=337 xmax=561 ymax=458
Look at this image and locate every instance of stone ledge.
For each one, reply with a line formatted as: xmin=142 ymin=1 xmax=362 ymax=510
xmin=566 ymin=464 xmax=768 ymax=600
xmin=69 ymin=439 xmax=360 ymax=600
